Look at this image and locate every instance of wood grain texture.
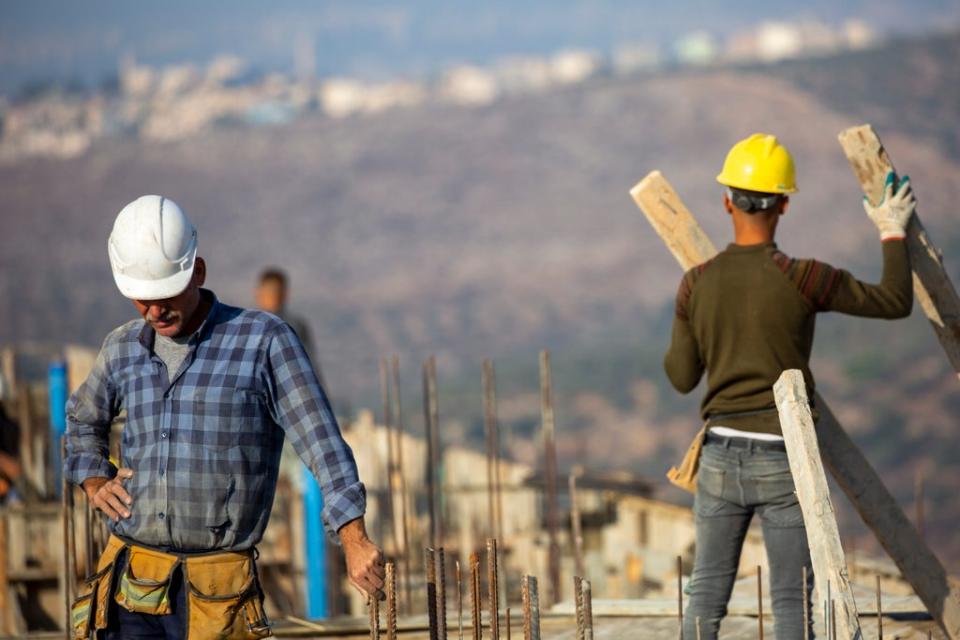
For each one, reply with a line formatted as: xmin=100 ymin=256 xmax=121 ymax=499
xmin=775 ymin=370 xmax=862 ymax=640
xmin=838 ymin=124 xmax=960 ymax=381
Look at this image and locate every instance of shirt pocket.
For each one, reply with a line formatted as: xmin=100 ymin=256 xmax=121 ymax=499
xmin=191 ymin=388 xmax=268 ymax=451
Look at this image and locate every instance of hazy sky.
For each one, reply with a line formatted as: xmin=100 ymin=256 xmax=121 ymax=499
xmin=1 ymin=0 xmax=958 ymax=93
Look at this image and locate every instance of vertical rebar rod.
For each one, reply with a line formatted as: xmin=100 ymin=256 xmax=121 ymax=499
xmin=386 ymin=562 xmax=397 ymax=640
xmin=802 ymin=566 xmax=809 ymax=640
xmin=423 ymin=359 xmax=439 ymax=550
xmin=426 ymin=548 xmax=440 ymax=640
xmin=483 ymin=360 xmax=497 ymax=541
xmin=826 ymin=579 xmax=831 ymax=640
xmin=505 ymin=608 xmax=511 ymax=640
xmin=456 ymin=560 xmax=464 ymax=640
xmin=539 ymin=350 xmax=560 ymax=605
xmin=369 ymin=593 xmax=380 ymax=640
xmin=695 ymin=617 xmax=701 ymax=640
xmin=390 ymin=355 xmax=413 ymax=614
xmin=830 ymin=599 xmax=836 ymax=640
xmin=677 ymin=555 xmax=684 ymax=640
xmin=521 ymin=575 xmax=540 ymax=640
xmin=487 ymin=539 xmax=500 ymax=640
xmin=569 ymin=473 xmax=585 ymax=579
xmin=437 ymin=547 xmax=448 ymax=640
xmin=876 ymin=575 xmax=883 ymax=640
xmin=60 ymin=436 xmax=72 ymax=639
xmin=757 ymin=565 xmax=764 ymax=640
xmin=574 ymin=576 xmax=585 ymax=640
xmin=470 ymin=552 xmax=482 ymax=640
xmin=84 ymin=499 xmax=94 ymax=576
xmin=581 ymin=578 xmax=593 ymax=640
xmin=379 ymin=358 xmax=396 ymax=554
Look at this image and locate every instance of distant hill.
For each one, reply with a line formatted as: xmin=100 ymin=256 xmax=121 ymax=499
xmin=2 ymin=29 xmax=959 ymax=566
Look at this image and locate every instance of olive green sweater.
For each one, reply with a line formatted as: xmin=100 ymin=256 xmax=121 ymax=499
xmin=664 ymin=240 xmax=912 ymax=434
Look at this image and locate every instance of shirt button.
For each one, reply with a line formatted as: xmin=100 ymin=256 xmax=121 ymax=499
xmin=158 ymin=512 xmax=165 ymax=519
xmin=160 ymin=431 xmax=167 ymax=439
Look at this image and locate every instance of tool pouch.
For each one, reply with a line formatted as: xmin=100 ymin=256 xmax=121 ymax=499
xmin=184 ymin=550 xmax=272 ymax=640
xmin=666 ymin=424 xmax=707 ymax=494
xmin=115 ymin=545 xmax=180 ymax=615
xmin=70 ymin=535 xmax=125 ymax=639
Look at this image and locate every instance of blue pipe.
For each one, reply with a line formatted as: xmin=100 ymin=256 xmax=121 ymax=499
xmin=48 ymin=361 xmax=68 ymax=496
xmin=302 ymin=464 xmax=328 ymax=619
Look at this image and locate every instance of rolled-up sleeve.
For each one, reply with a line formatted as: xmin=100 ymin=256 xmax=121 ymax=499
xmin=65 ymin=337 xmax=120 ymax=485
xmin=262 ymin=323 xmax=365 ymax=535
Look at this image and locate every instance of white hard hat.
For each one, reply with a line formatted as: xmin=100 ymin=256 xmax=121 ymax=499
xmin=108 ymin=195 xmax=197 ymax=300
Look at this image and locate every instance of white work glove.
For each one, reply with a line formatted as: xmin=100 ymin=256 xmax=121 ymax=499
xmin=863 ymin=171 xmax=916 ymax=241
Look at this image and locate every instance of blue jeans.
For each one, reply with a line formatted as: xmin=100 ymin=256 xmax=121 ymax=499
xmin=683 ymin=438 xmax=815 ymax=639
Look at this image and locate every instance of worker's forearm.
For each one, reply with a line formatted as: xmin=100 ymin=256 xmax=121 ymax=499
xmin=338 ymin=516 xmax=370 ymax=543
xmin=827 ymin=240 xmax=912 ymax=318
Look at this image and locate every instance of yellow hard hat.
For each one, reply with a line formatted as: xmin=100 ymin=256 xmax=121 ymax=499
xmin=716 ymin=133 xmax=797 ymax=194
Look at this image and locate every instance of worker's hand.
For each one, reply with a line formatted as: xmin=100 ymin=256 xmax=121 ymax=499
xmin=82 ymin=468 xmax=134 ymax=522
xmin=339 ymin=517 xmax=385 ymax=600
xmin=863 ymin=171 xmax=916 ymax=241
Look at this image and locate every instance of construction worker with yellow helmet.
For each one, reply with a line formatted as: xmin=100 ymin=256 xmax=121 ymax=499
xmin=664 ymin=134 xmax=916 ymax=638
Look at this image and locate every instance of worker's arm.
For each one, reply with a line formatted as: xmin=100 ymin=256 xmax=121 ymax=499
xmin=64 ymin=333 xmax=135 ymax=521
xmin=821 ymin=173 xmax=915 ymax=318
xmin=262 ymin=322 xmax=384 ymax=596
xmin=664 ymin=271 xmax=705 ymax=393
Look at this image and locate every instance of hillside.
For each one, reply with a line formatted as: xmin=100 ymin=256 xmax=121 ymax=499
xmin=2 ymin=31 xmax=959 ymax=566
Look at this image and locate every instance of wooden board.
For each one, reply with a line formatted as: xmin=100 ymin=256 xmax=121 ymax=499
xmin=630 ymin=169 xmax=960 ymax=640
xmin=838 ymin=124 xmax=960 ymax=381
xmin=774 ymin=370 xmax=861 ymax=639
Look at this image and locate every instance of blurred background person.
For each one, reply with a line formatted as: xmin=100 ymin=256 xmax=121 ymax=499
xmin=256 ymin=267 xmax=326 ymax=389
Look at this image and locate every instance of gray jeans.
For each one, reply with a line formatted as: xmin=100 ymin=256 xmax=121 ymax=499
xmin=683 ymin=438 xmax=815 ymax=639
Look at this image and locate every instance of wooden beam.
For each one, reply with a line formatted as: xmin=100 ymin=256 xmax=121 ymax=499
xmin=838 ymin=125 xmax=960 ymax=381
xmin=630 ymin=170 xmax=960 ymax=639
xmin=774 ymin=370 xmax=862 ymax=639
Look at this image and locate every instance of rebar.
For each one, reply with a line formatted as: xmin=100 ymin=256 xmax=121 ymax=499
xmin=802 ymin=566 xmax=809 ymax=640
xmin=505 ymin=608 xmax=511 ymax=640
xmin=569 ymin=473 xmax=585 ymax=579
xmin=539 ymin=350 xmax=560 ymax=604
xmin=60 ymin=436 xmax=72 ymax=639
xmin=456 ymin=560 xmax=464 ymax=640
xmin=757 ymin=565 xmax=764 ymax=640
xmin=437 ymin=547 xmax=448 ymax=640
xmin=487 ymin=538 xmax=500 ymax=640
xmin=369 ymin=593 xmax=380 ymax=640
xmin=677 ymin=555 xmax=684 ymax=640
xmin=695 ymin=617 xmax=701 ymax=640
xmin=574 ymin=576 xmax=585 ymax=640
xmin=876 ymin=575 xmax=883 ymax=640
xmin=390 ymin=355 xmax=412 ymax=613
xmin=379 ymin=358 xmax=396 ymax=554
xmin=423 ymin=356 xmax=443 ymax=547
xmin=426 ymin=548 xmax=440 ymax=640
xmin=521 ymin=575 xmax=540 ymax=640
xmin=386 ymin=562 xmax=397 ymax=640
xmin=581 ymin=578 xmax=593 ymax=640
xmin=470 ymin=552 xmax=482 ymax=640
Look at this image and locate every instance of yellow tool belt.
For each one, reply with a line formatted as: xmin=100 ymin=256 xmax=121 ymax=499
xmin=70 ymin=534 xmax=272 ymax=640
xmin=666 ymin=423 xmax=707 ymax=494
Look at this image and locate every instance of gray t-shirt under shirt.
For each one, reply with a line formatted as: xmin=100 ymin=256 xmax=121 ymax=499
xmin=153 ymin=332 xmax=192 ymax=378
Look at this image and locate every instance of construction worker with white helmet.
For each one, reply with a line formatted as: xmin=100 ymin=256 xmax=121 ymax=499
xmin=664 ymin=134 xmax=915 ymax=638
xmin=65 ymin=195 xmax=384 ymax=638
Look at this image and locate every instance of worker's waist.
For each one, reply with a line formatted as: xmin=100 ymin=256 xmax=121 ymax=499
xmin=112 ymin=533 xmax=257 ymax=560
xmin=704 ymin=431 xmax=787 ymax=453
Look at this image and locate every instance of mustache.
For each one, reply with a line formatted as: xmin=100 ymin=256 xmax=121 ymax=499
xmin=147 ymin=310 xmax=179 ymax=324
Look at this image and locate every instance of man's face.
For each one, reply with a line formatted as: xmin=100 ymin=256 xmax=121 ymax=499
xmin=133 ymin=287 xmax=201 ymax=338
xmin=256 ymin=279 xmax=286 ymax=314
xmin=131 ymin=258 xmax=206 ymax=338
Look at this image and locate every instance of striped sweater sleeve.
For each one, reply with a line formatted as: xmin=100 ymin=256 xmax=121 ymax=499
xmin=770 ymin=241 xmax=912 ymax=318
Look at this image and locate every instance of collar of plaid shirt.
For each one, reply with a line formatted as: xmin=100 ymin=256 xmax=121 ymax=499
xmin=65 ymin=289 xmax=366 ymax=552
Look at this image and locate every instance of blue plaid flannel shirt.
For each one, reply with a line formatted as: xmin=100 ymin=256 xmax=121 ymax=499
xmin=64 ymin=290 xmax=365 ymax=551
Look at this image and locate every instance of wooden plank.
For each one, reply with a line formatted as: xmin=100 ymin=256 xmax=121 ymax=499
xmin=774 ymin=370 xmax=862 ymax=639
xmin=838 ymin=124 xmax=960 ymax=381
xmin=814 ymin=395 xmax=960 ymax=639
xmin=630 ymin=170 xmax=960 ymax=639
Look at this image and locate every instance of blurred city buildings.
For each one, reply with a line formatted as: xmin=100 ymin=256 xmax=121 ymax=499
xmin=0 ymin=19 xmax=877 ymax=162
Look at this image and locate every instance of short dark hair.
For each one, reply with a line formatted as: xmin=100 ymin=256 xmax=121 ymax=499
xmin=259 ymin=268 xmax=288 ymax=287
xmin=728 ymin=187 xmax=784 ymax=214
